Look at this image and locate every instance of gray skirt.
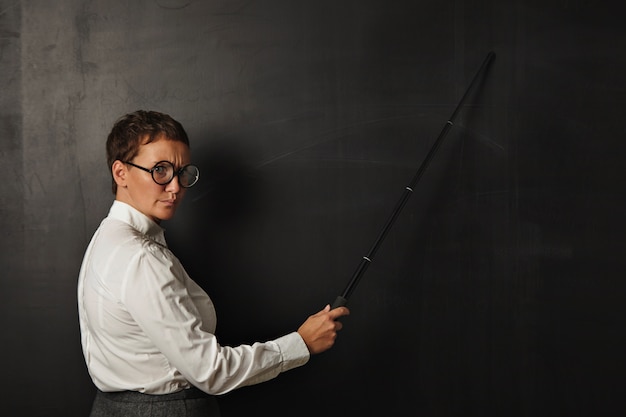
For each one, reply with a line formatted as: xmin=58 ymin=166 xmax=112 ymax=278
xmin=89 ymin=387 xmax=221 ymax=417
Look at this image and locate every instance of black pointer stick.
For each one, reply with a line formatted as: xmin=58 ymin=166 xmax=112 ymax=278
xmin=330 ymin=51 xmax=496 ymax=309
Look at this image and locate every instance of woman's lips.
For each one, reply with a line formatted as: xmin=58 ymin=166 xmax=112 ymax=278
xmin=160 ymin=199 xmax=176 ymax=206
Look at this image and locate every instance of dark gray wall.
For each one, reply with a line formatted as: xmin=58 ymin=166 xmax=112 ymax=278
xmin=2 ymin=1 xmax=625 ymax=416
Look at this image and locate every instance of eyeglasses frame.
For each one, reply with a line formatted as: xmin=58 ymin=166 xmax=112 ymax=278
xmin=124 ymin=160 xmax=199 ymax=188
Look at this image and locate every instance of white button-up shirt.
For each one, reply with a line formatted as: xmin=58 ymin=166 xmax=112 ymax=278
xmin=77 ymin=200 xmax=309 ymax=395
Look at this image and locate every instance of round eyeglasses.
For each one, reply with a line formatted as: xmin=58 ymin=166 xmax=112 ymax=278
xmin=124 ymin=160 xmax=199 ymax=188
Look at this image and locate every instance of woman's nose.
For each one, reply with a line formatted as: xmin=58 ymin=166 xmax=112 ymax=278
xmin=165 ymin=175 xmax=181 ymax=193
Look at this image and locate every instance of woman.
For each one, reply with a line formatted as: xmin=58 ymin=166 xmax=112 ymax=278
xmin=77 ymin=110 xmax=350 ymax=416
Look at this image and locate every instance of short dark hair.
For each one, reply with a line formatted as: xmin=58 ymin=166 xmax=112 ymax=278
xmin=106 ymin=110 xmax=190 ymax=194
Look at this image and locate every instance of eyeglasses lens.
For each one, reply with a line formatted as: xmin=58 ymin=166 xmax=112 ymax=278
xmin=180 ymin=166 xmax=199 ymax=188
xmin=152 ymin=163 xmax=174 ymax=185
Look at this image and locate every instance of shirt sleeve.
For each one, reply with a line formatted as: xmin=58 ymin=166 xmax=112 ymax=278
xmin=120 ymin=240 xmax=310 ymax=395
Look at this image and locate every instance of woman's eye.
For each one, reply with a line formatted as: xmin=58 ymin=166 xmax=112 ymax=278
xmin=153 ymin=166 xmax=168 ymax=177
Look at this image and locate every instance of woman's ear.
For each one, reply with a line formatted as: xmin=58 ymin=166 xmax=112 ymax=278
xmin=112 ymin=160 xmax=128 ymax=188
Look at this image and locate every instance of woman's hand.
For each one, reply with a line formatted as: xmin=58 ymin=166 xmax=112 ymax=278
xmin=297 ymin=305 xmax=350 ymax=354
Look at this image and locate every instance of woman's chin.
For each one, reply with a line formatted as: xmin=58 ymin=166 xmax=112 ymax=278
xmin=154 ymin=207 xmax=178 ymax=222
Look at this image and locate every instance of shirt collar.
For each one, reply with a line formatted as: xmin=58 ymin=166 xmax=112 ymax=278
xmin=108 ymin=200 xmax=167 ymax=247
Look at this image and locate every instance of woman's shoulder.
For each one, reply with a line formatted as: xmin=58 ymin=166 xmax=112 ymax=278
xmin=98 ymin=217 xmax=160 ymax=250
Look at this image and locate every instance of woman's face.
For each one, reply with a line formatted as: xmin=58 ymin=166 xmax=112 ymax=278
xmin=114 ymin=135 xmax=191 ymax=223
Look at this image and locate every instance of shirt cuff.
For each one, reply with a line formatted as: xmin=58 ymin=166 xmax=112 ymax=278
xmin=274 ymin=332 xmax=310 ymax=371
